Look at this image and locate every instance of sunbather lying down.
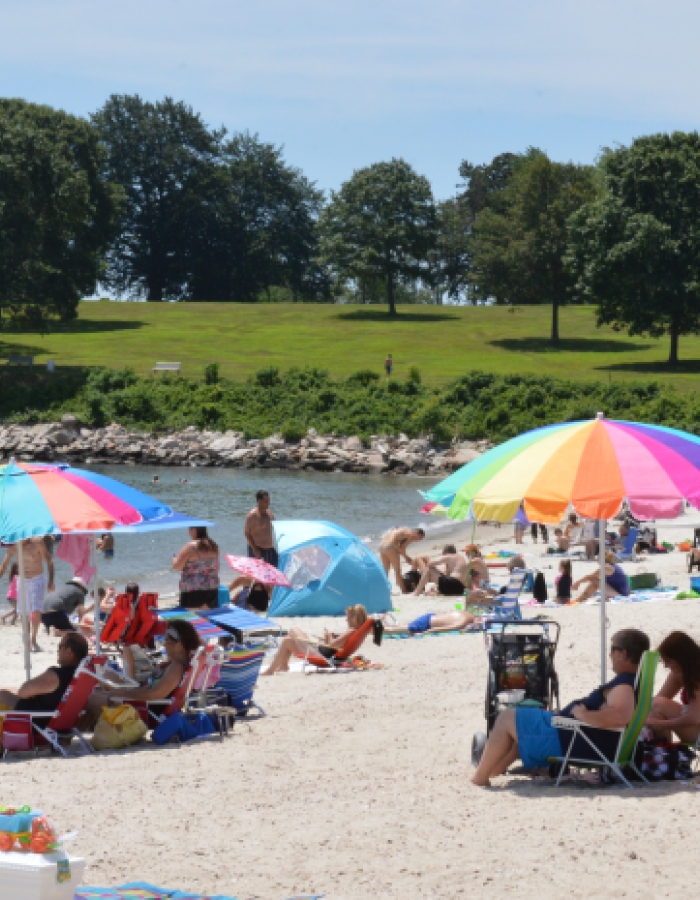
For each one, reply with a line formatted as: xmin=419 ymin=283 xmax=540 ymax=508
xmin=383 ymin=609 xmax=481 ymax=635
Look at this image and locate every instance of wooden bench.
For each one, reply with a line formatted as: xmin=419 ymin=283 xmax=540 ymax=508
xmin=6 ymin=355 xmax=33 ymax=368
xmin=153 ymin=362 xmax=182 ymax=374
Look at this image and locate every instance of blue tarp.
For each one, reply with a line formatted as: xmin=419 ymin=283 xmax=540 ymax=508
xmin=268 ymin=520 xmax=392 ymax=617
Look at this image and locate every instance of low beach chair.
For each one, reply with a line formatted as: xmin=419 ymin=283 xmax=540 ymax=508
xmin=212 ymin=645 xmax=267 ymax=718
xmin=548 ymin=650 xmax=659 ymax=787
xmin=297 ymin=616 xmax=377 ymax=673
xmin=1 ymin=655 xmax=107 ymax=758
xmin=614 ymin=527 xmax=639 ymax=562
xmin=99 ymin=593 xmax=134 ymax=645
xmin=475 ymin=570 xmax=527 ymax=626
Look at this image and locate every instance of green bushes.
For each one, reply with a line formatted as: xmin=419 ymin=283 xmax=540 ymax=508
xmin=2 ymin=365 xmax=700 ymax=444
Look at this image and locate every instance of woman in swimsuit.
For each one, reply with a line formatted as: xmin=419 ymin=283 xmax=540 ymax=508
xmin=173 ymin=527 xmax=220 ymax=610
xmin=647 ymin=631 xmax=700 ymax=744
xmin=262 ymin=605 xmax=368 ymax=675
xmin=378 ymin=527 xmax=425 ymax=593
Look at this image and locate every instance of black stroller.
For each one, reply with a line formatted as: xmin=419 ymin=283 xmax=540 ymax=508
xmin=471 ymin=620 xmax=560 ymax=765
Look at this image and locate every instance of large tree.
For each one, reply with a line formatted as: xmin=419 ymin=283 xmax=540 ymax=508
xmin=319 ymin=158 xmax=436 ymax=316
xmin=470 ymin=151 xmax=597 ymax=343
xmin=187 ymin=133 xmax=327 ymax=302
xmin=567 ymin=132 xmax=700 ymax=365
xmin=93 ymin=95 xmax=222 ymax=301
xmin=0 ymin=99 xmax=121 ymax=328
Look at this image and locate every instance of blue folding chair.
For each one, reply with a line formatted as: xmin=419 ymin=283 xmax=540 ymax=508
xmin=477 ymin=569 xmax=527 ymax=626
xmin=216 ymin=646 xmax=267 ymax=719
xmin=614 ymin=527 xmax=638 ymax=562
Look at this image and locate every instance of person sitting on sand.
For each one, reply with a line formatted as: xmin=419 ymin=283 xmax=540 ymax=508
xmin=79 ymin=587 xmax=116 ymax=637
xmin=262 ymin=605 xmax=368 ymax=675
xmin=229 ymin=577 xmax=271 ymax=613
xmin=553 ymin=528 xmax=570 ymax=552
xmin=0 ymin=632 xmax=89 ymax=721
xmin=506 ymin=555 xmax=526 ymax=574
xmin=472 ymin=628 xmax=650 ymax=786
xmin=378 ymin=527 xmax=425 ymax=593
xmin=383 ymin=608 xmax=480 ymax=635
xmin=555 ymin=560 xmax=572 ymax=604
xmin=466 ymin=546 xmax=489 ymax=590
xmin=83 ymin=619 xmax=201 ymax=725
xmin=646 ymin=631 xmax=700 ymax=744
xmin=410 ymin=545 xmax=469 ymax=596
xmin=572 ymin=551 xmax=629 ymax=602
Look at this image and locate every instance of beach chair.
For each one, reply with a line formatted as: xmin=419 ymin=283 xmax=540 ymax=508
xmin=99 ymin=593 xmax=134 ymax=645
xmin=0 ymin=655 xmax=107 ymax=758
xmin=297 ymin=616 xmax=377 ymax=673
xmin=122 ymin=592 xmax=161 ymax=646
xmin=474 ymin=570 xmax=527 ymax=625
xmin=613 ymin=527 xmax=639 ymax=562
xmin=208 ymin=645 xmax=267 ymax=719
xmin=549 ymin=650 xmax=659 ymax=788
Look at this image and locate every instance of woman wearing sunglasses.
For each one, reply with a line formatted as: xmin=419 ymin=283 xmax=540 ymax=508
xmin=84 ymin=619 xmax=201 ymax=725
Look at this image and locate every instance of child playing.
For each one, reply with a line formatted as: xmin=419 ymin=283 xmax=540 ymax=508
xmin=555 ymin=559 xmax=572 ymax=603
xmin=1 ymin=563 xmax=19 ymax=625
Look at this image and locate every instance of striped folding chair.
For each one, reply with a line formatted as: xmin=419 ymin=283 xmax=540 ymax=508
xmin=549 ymin=650 xmax=659 ymax=787
xmin=215 ymin=646 xmax=267 ymax=719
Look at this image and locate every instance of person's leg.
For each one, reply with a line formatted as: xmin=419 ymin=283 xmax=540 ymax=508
xmin=262 ymin=633 xmax=311 ymax=674
xmin=388 ymin=550 xmax=406 ymax=593
xmin=30 ymin=611 xmax=42 ymax=651
xmin=472 ymin=709 xmax=519 ymax=786
xmin=648 ymin=697 xmax=694 ymax=741
xmin=379 ymin=550 xmax=391 ymax=577
xmin=413 ymin=566 xmax=440 ymax=596
xmin=0 ymin=690 xmax=19 ymax=708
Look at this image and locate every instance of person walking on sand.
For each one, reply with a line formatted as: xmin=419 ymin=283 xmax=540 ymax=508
xmin=385 ymin=354 xmax=393 ymax=377
xmin=378 ymin=526 xmax=425 ymax=593
xmin=244 ymin=490 xmax=278 ymax=568
xmin=0 ymin=538 xmax=55 ymax=652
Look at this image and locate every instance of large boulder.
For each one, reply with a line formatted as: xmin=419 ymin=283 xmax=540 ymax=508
xmin=208 ymin=436 xmax=242 ymax=453
xmin=342 ymin=436 xmax=363 ymax=451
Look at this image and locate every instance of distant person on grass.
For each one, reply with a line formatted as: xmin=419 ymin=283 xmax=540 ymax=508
xmin=385 ymin=354 xmax=393 ymax=377
xmin=244 ymin=490 xmax=278 ymax=567
xmin=378 ymin=527 xmax=425 ymax=593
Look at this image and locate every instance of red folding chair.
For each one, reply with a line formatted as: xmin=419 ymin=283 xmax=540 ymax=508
xmin=297 ymin=617 xmax=376 ymax=672
xmin=1 ymin=655 xmax=107 ymax=758
xmin=99 ymin=594 xmax=134 ymax=645
xmin=122 ymin=592 xmax=160 ymax=646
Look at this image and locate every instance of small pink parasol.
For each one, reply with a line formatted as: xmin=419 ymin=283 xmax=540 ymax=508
xmin=225 ymin=554 xmax=292 ymax=587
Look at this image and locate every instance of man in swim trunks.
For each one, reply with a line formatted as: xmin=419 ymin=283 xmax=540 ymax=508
xmin=472 ymin=628 xmax=649 ymax=786
xmin=244 ymin=490 xmax=278 ymax=567
xmin=384 ymin=608 xmax=479 ymax=635
xmin=410 ymin=545 xmax=469 ymax=596
xmin=378 ymin=527 xmax=425 ymax=593
xmin=0 ymin=538 xmax=55 ymax=653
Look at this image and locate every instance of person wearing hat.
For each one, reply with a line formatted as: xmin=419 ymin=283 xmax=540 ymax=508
xmin=41 ymin=577 xmax=90 ymax=636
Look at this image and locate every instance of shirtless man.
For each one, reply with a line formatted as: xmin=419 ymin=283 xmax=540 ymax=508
xmin=378 ymin=526 xmax=425 ymax=592
xmin=244 ymin=490 xmax=278 ymax=567
xmin=0 ymin=538 xmax=55 ymax=652
xmin=383 ymin=608 xmax=480 ymax=635
xmin=411 ymin=545 xmax=469 ymax=596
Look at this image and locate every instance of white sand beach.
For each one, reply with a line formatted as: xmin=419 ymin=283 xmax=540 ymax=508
xmin=1 ymin=524 xmax=700 ymax=899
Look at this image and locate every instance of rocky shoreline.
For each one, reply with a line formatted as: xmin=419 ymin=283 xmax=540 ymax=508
xmin=0 ymin=416 xmax=488 ymax=475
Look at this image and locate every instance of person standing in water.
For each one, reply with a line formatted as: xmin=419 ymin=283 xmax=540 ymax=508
xmin=244 ymin=490 xmax=278 ymax=568
xmin=0 ymin=538 xmax=55 ymax=652
xmin=378 ymin=527 xmax=425 ymax=593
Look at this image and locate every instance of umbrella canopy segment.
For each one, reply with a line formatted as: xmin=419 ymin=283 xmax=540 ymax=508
xmin=429 ymin=419 xmax=700 ymax=524
xmin=0 ymin=461 xmax=172 ymax=542
xmin=225 ymin=554 xmax=292 ymax=588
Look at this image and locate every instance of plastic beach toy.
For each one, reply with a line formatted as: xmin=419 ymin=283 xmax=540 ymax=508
xmin=0 ymin=807 xmax=61 ymax=853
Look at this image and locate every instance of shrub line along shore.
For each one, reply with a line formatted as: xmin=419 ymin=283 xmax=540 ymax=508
xmin=0 ymin=416 xmax=489 ymax=475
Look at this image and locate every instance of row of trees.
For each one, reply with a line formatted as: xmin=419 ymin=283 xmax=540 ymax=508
xmin=2 ymin=93 xmax=700 ymax=362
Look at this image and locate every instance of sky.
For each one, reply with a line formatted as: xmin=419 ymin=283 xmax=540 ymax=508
xmin=1 ymin=0 xmax=698 ymax=199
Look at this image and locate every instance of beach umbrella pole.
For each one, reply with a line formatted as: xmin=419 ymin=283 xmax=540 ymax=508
xmin=18 ymin=541 xmax=31 ymax=681
xmin=599 ymin=519 xmax=607 ymax=682
xmin=92 ymin=536 xmax=102 ymax=655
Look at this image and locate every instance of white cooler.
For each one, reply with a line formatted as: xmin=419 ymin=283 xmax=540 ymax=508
xmin=0 ymin=850 xmax=85 ymax=900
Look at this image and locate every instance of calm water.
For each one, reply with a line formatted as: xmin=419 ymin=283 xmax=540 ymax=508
xmin=1 ymin=466 xmax=446 ymax=600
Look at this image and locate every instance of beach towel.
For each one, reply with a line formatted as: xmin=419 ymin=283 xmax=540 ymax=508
xmin=76 ymin=883 xmax=325 ymax=899
xmin=56 ymin=533 xmax=96 ymax=584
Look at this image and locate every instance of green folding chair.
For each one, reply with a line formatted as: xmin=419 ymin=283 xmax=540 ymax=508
xmin=549 ymin=650 xmax=659 ymax=788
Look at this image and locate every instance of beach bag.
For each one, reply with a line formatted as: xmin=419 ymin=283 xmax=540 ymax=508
xmin=152 ymin=710 xmax=217 ymax=745
xmin=91 ymin=704 xmax=148 ymax=750
xmin=629 ymin=572 xmax=658 ymax=590
xmin=632 ymin=741 xmax=695 ymax=782
xmin=532 ymin=571 xmax=548 ymax=603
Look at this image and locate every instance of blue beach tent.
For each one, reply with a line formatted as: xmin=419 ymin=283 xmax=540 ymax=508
xmin=268 ymin=520 xmax=392 ymax=617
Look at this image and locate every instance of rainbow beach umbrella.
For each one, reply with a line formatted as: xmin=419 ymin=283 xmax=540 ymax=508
xmin=0 ymin=460 xmax=171 ymax=543
xmin=424 ymin=415 xmax=700 ymax=678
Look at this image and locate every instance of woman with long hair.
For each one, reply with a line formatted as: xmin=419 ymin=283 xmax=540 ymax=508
xmin=262 ymin=605 xmax=368 ymax=675
xmin=172 ymin=527 xmax=220 ymax=610
xmin=647 ymin=631 xmax=700 ymax=743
